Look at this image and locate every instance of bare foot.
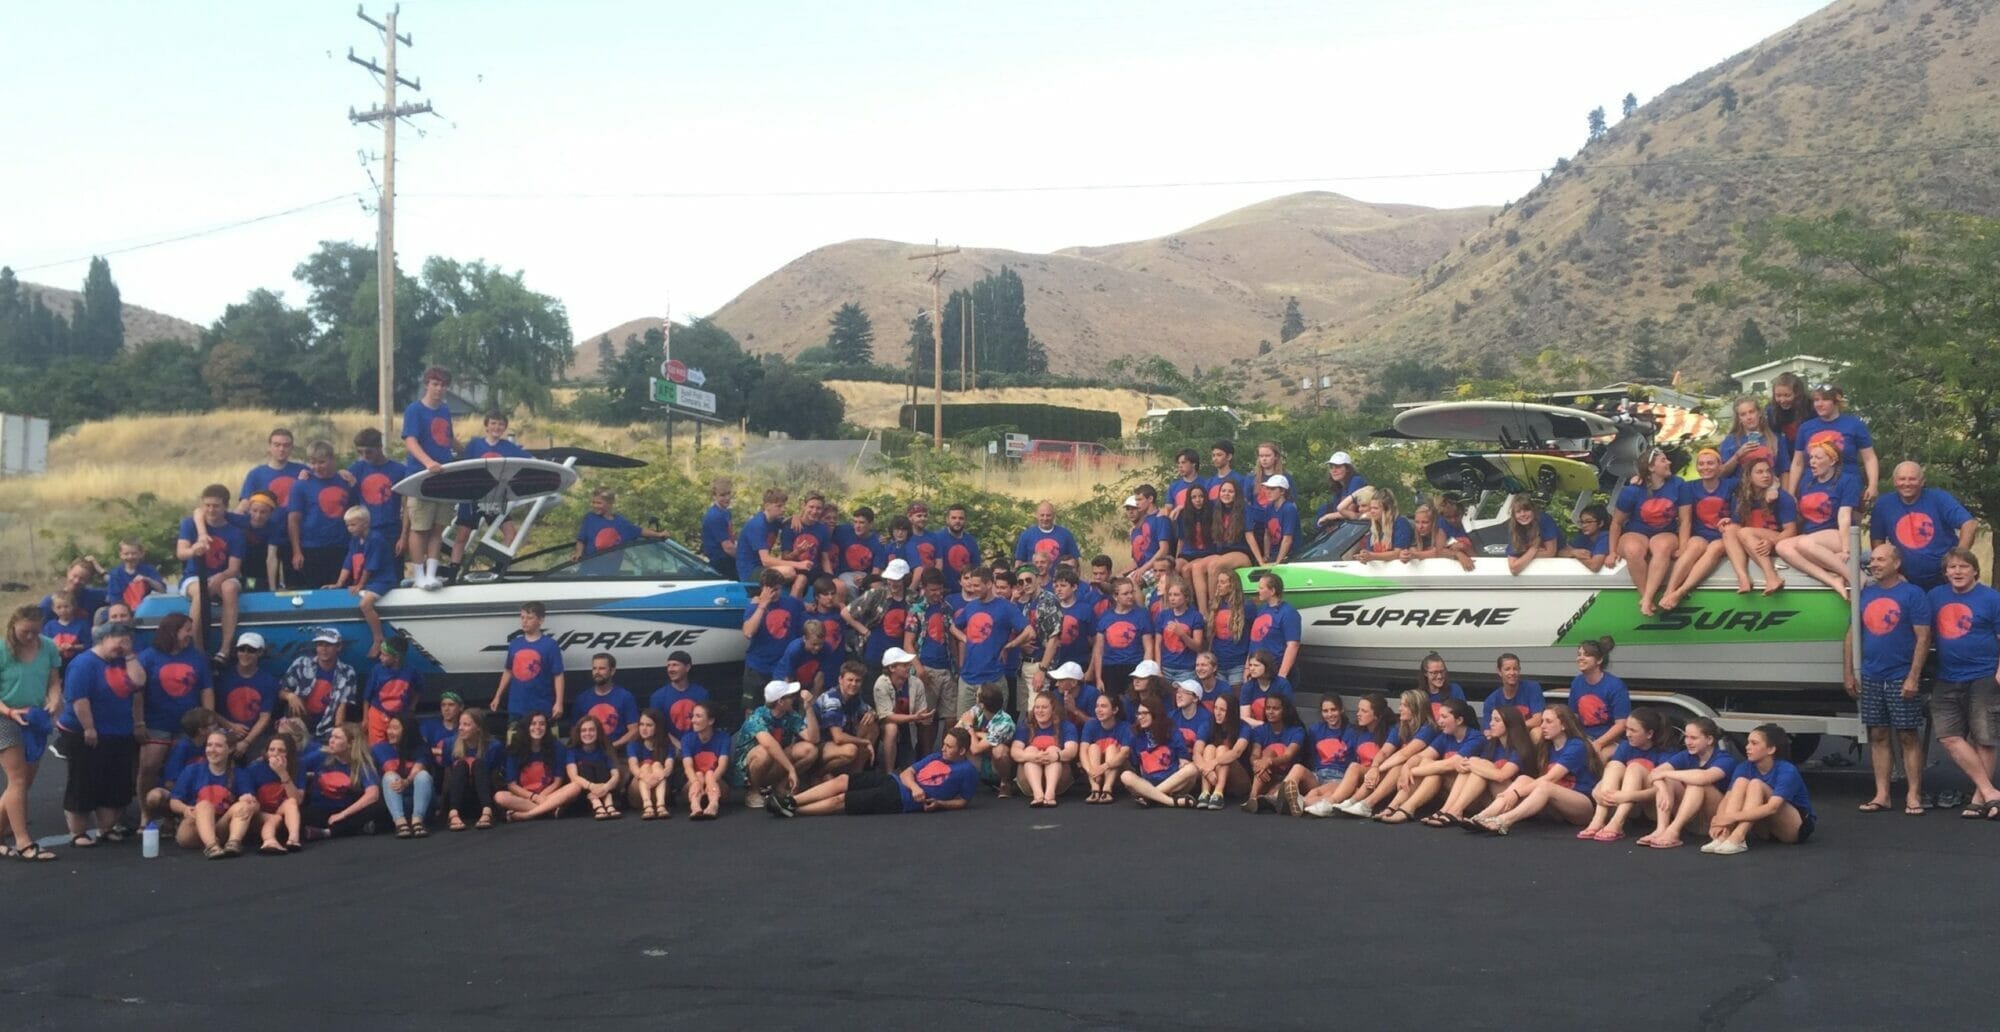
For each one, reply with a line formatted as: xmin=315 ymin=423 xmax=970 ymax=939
xmin=1762 ymin=580 xmax=1785 ymax=596
xmin=1639 ymin=600 xmax=1657 ymax=617
xmin=1735 ymin=582 xmax=1753 ymax=594
xmin=1651 ymin=836 xmax=1683 ymax=849
xmin=1835 ymin=583 xmax=1851 ymax=601
xmin=1659 ymin=592 xmax=1681 ymax=612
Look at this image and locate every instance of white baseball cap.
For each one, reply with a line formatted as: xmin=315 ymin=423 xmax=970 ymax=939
xmin=1049 ymin=661 xmax=1085 ymax=682
xmin=1326 ymin=451 xmax=1353 ymax=467
xmin=1131 ymin=660 xmax=1162 ymax=680
xmin=312 ymin=627 xmax=341 ymax=645
xmin=764 ymin=679 xmax=802 ymax=704
xmin=1122 ymin=495 xmax=1140 ymax=508
xmin=881 ymin=646 xmax=916 ymax=666
xmin=1262 ymin=474 xmax=1291 ymax=491
xmin=1175 ymin=678 xmax=1204 ymax=699
xmin=882 ymin=558 xmax=911 ymax=580
xmin=235 ymin=631 xmax=266 ymax=651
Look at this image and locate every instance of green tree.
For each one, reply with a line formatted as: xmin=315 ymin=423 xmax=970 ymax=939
xmin=745 ymin=363 xmax=846 ymax=438
xmin=201 ymin=289 xmax=315 ymax=406
xmin=1280 ymin=296 xmax=1306 ymax=343
xmin=0 ymin=268 xmax=71 ymax=368
xmin=595 ymin=334 xmax=615 ymax=376
xmin=293 ymin=240 xmax=437 ymax=408
xmin=422 ymin=258 xmax=572 ymax=412
xmin=910 ymin=267 xmax=1046 ymax=377
xmin=1587 ymin=106 xmax=1607 ymax=140
xmin=1728 ymin=318 xmax=1769 ymax=375
xmin=1627 ymin=319 xmax=1670 ymax=382
xmin=1731 ymin=209 xmax=2000 ymax=520
xmin=1717 ymin=84 xmax=1738 ymax=116
xmin=1622 ymin=92 xmax=1639 ymax=119
xmin=75 ymin=257 xmax=124 ymax=361
xmin=824 ymin=302 xmax=875 ymax=365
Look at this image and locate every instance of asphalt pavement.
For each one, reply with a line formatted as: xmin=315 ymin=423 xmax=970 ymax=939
xmin=2 ymin=760 xmax=1996 ymax=1031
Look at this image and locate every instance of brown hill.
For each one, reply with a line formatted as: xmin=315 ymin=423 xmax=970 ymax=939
xmin=1283 ymin=0 xmax=2000 ymax=397
xmin=19 ymin=281 xmax=204 ymax=347
xmin=570 ymin=192 xmax=1493 ymax=379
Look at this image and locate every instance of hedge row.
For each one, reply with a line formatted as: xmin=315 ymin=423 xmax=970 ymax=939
xmin=896 ymin=403 xmax=1120 ymax=442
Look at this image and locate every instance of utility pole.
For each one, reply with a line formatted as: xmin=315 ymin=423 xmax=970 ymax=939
xmin=968 ymin=294 xmax=977 ymax=391
xmin=349 ymin=4 xmax=435 ymax=442
xmin=906 ymin=242 xmax=958 ymax=445
xmin=959 ymin=298 xmax=968 ymax=392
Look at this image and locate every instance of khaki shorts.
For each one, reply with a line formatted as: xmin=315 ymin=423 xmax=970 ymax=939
xmin=916 ymin=668 xmax=953 ymax=720
xmin=406 ymin=498 xmax=452 ymax=533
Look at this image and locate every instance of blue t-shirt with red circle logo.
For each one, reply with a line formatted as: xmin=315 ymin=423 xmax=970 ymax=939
xmin=1857 ymin=579 xmax=1931 ymax=680
xmin=505 ymin=745 xmax=568 ymax=793
xmin=1545 ymin=737 xmax=1597 ymax=795
xmin=1246 ymin=601 xmax=1301 ymax=658
xmin=171 ymin=764 xmax=247 ymax=809
xmin=1790 ymin=413 xmax=1872 ymax=481
xmin=347 ymin=457 xmax=409 ymax=541
xmin=1014 ymin=524 xmax=1080 ymax=565
xmin=954 ymin=595 xmax=1024 ymax=685
xmin=1482 ymin=679 xmax=1546 ymax=719
xmin=1156 ymin=606 xmax=1205 ymax=671
xmin=177 ymin=516 xmax=246 ymax=582
xmin=1431 ymin=725 xmax=1488 ymax=760
xmin=241 ymin=461 xmax=307 ymax=511
xmin=744 ymin=595 xmax=805 ymax=673
xmin=1873 ymin=489 xmax=1975 ymax=585
xmin=778 ymin=519 xmax=829 ymax=570
xmin=1238 ymin=676 xmax=1294 ymax=722
xmin=217 ymin=667 xmax=278 ymax=728
xmin=1566 ymin=671 xmax=1631 ymax=740
xmin=501 ymin=635 xmax=565 ymax=717
xmin=401 ymin=399 xmax=456 ymax=467
xmin=1078 ymin=716 xmax=1130 ymax=754
xmin=647 ymin=682 xmax=711 ymax=736
xmin=572 ymin=685 xmax=640 ymax=740
xmin=305 ymin=751 xmax=380 ymax=809
xmin=1013 ymin=719 xmax=1077 ymax=751
xmin=288 ymin=472 xmax=356 ymax=550
xmin=1616 ymin=477 xmax=1685 ymax=536
xmin=1246 ymin=722 xmax=1305 ymax=769
xmin=1796 ymin=472 xmax=1861 ymax=534
xmin=344 ymin=532 xmax=398 ymax=595
xmin=677 ymin=729 xmax=730 ymax=773
xmin=577 ymin=513 xmax=642 ymax=573
xmin=830 ymin=524 xmax=887 ymax=575
xmin=241 ymin=758 xmax=302 ymax=813
xmin=1128 ymin=728 xmax=1187 ymax=784
xmin=1095 ymin=606 xmax=1154 ymax=667
xmin=1052 ymin=599 xmax=1097 ymax=668
xmin=935 ymin=531 xmax=981 ymax=594
xmin=370 ymin=740 xmax=426 ymax=780
xmin=1129 ymin=513 xmax=1173 ymax=568
xmin=364 ymin=661 xmax=420 ymax=718
xmin=140 ymin=645 xmax=213 ymax=737
xmin=1927 ymin=583 xmax=2000 ymax=683
xmin=1308 ymin=720 xmax=1354 ymax=775
xmin=899 ymin=752 xmax=980 ymax=810
xmin=59 ymin=649 xmax=138 ymax=737
xmin=1679 ymin=478 xmax=1736 ymax=541
xmin=1736 ymin=490 xmax=1800 ymax=533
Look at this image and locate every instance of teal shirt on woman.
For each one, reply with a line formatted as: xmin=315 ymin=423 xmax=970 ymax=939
xmin=0 ymin=635 xmax=59 ymax=709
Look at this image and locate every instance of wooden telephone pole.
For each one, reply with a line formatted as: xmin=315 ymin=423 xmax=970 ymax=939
xmin=349 ymin=4 xmax=435 ymax=441
xmin=907 ymin=242 xmax=958 ymax=444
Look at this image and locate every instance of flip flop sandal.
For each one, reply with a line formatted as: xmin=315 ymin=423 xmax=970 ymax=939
xmin=1420 ymin=814 xmax=1453 ymax=827
xmin=15 ymin=843 xmax=55 ymax=861
xmin=223 ymin=840 xmax=244 ymax=857
xmin=284 ymin=840 xmax=303 ymax=852
xmin=70 ymin=833 xmax=97 ymax=848
xmin=1593 ymin=829 xmax=1625 ymax=842
xmin=259 ymin=842 xmax=286 ymax=856
xmin=1904 ymin=805 xmax=1927 ymax=816
xmin=1856 ymin=801 xmax=1891 ymax=813
xmin=0 ymin=844 xmax=15 ymax=859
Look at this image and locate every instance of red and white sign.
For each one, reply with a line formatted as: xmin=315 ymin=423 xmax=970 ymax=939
xmin=663 ymin=359 xmax=688 ymax=384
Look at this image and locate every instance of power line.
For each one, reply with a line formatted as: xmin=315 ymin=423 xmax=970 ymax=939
xmin=11 ymin=192 xmax=364 ymax=273
xmin=405 ymin=141 xmax=2000 ymax=200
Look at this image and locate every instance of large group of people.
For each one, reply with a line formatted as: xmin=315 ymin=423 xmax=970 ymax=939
xmin=0 ymin=367 xmax=1991 ymax=863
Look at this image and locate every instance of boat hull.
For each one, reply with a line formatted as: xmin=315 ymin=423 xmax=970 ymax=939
xmin=1260 ymin=558 xmax=1848 ymax=697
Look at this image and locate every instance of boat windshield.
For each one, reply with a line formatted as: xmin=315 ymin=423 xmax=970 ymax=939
xmin=534 ymin=538 xmax=722 ymax=581
xmin=1292 ymin=521 xmax=1371 ymax=563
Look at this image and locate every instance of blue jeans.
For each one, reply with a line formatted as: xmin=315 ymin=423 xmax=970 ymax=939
xmin=382 ymin=768 xmax=435 ymax=822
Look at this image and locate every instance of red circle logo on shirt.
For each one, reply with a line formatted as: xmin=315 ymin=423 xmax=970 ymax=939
xmin=845 ymin=544 xmax=873 ymax=570
xmin=819 ymin=620 xmax=841 ymax=650
xmin=947 ymin=544 xmax=972 ymax=572
xmin=1799 ymin=491 xmax=1834 ymax=525
xmin=518 ymin=760 xmax=549 ymax=791
xmin=690 ymin=749 xmax=717 ymax=772
xmin=593 ymin=527 xmax=622 ymax=550
xmin=204 ymin=536 xmax=230 ymax=571
xmin=361 ymin=472 xmax=395 ymax=506
xmin=1936 ymin=601 xmax=1973 ymax=640
xmin=1576 ymin=694 xmax=1608 ymax=728
xmin=317 ymin=768 xmax=353 ymax=798
xmin=763 ymin=609 xmax=792 ymax=638
xmin=925 ymin=613 xmax=948 ymax=643
xmin=1059 ymin=615 xmax=1081 ymax=646
xmin=1140 ymin=745 xmax=1172 ymax=775
xmin=1746 ymin=507 xmax=1778 ymax=531
xmin=791 ymin=535 xmax=818 ymax=561
xmin=1104 ymin=620 xmax=1136 ymax=649
xmin=881 ymin=608 xmax=908 ymax=639
xmin=1212 ymin=609 xmax=1233 ymax=640
xmin=1694 ymin=496 xmax=1727 ymax=529
xmin=964 ymin=611 xmax=994 ymax=645
xmin=668 ymin=698 xmax=696 ymax=732
xmin=1130 ymin=530 xmax=1153 ymax=565
xmin=1639 ymin=497 xmax=1676 ymax=527
xmin=1895 ymin=512 xmax=1937 ymax=549
xmin=585 ymin=701 xmax=620 ymax=733
xmin=1034 ymin=538 xmax=1060 ymax=559
xmin=1863 ymin=597 xmax=1903 ymax=636
xmin=795 ymin=658 xmax=821 ymax=686
xmin=1317 ymin=737 xmax=1349 ymax=765
xmin=1265 ymin=517 xmax=1281 ymax=543
xmin=269 ymin=477 xmax=296 ymax=507
xmin=429 ymin=418 xmax=452 ymax=447
xmin=917 ymin=759 xmax=952 ymax=787
xmin=105 ymin=665 xmax=133 ymax=699
xmin=510 ymin=650 xmax=542 ymax=681
xmin=196 ymin=783 xmax=234 ymax=808
xmin=255 ymin=780 xmax=287 ymax=812
xmin=1163 ymin=620 xmax=1188 ymax=651
xmin=916 ymin=542 xmax=937 ymax=564
xmin=317 ymin=484 xmax=350 ymax=519
xmin=306 ymin=677 xmax=333 ymax=716
xmin=158 ymin=661 xmax=197 ymax=699
xmin=1028 ymin=730 xmax=1057 ymax=749
xmin=377 ymin=678 xmax=411 ymax=713
xmin=226 ymin=685 xmax=263 ymax=723
xmin=1250 ymin=613 xmax=1274 ymax=643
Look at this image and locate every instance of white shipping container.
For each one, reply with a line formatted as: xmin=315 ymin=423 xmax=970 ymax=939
xmin=0 ymin=413 xmax=49 ymax=475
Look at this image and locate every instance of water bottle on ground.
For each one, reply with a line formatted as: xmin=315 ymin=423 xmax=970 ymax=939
xmin=141 ymin=821 xmax=159 ymax=859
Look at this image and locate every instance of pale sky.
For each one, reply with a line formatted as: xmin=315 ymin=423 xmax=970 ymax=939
xmin=7 ymin=0 xmax=1830 ymax=343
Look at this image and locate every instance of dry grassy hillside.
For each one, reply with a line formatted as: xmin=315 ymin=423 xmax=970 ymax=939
xmin=1283 ymin=0 xmax=2000 ymax=394
xmin=575 ymin=192 xmax=1490 ymax=379
xmin=20 ymin=281 xmax=205 ymax=346
xmin=827 ymin=380 xmax=1183 ymax=434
